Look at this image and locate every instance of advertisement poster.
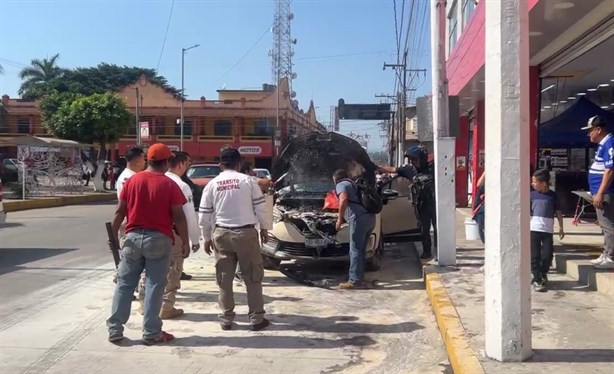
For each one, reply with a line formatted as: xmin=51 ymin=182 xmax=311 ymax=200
xmin=140 ymin=122 xmax=150 ymax=141
xmin=550 ymin=148 xmax=569 ymax=171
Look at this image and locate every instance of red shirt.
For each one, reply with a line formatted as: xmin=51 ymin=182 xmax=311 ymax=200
xmin=120 ymin=171 xmax=187 ymax=240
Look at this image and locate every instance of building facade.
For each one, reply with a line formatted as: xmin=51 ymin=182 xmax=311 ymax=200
xmin=0 ymin=77 xmax=324 ymax=169
xmin=445 ymin=0 xmax=614 ymax=206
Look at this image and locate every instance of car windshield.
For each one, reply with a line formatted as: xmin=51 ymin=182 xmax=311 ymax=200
xmin=255 ymin=170 xmax=269 ymax=178
xmin=187 ymin=165 xmax=221 ymax=178
xmin=279 ymin=180 xmax=336 ymax=194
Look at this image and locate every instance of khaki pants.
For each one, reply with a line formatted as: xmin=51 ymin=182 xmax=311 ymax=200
xmin=161 ymin=234 xmax=185 ymax=311
xmin=213 ymin=227 xmax=265 ymax=325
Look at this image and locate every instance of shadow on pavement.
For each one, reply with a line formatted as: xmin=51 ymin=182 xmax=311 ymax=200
xmin=170 ymin=334 xmax=378 ymax=349
xmin=0 ymin=247 xmax=78 ymax=275
xmin=0 ymin=222 xmax=24 ymax=229
xmin=531 ymin=349 xmax=614 ymax=363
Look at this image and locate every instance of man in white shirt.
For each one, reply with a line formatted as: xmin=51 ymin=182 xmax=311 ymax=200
xmin=156 ymin=151 xmax=201 ymax=319
xmin=113 ymin=147 xmax=145 ymax=286
xmin=199 ymin=149 xmax=272 ymax=331
xmin=116 ymin=147 xmax=146 ymax=199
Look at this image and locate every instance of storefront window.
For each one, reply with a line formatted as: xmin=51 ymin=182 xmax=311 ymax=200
xmin=462 ymin=0 xmax=476 ymax=29
xmin=448 ymin=2 xmax=458 ymax=53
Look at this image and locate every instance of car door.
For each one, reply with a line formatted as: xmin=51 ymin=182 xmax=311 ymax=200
xmin=380 ymin=175 xmax=421 ymax=242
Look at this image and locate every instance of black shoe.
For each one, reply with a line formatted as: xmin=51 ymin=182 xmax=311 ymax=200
xmin=108 ymin=332 xmax=124 ymax=343
xmin=532 ymin=279 xmax=546 ymax=292
xmin=542 ymin=274 xmax=549 ymax=286
xmin=180 ymin=272 xmax=192 ymax=281
xmin=420 ymin=251 xmax=433 ymax=260
xmin=220 ymin=323 xmax=232 ymax=331
xmin=251 ymin=319 xmax=271 ymax=332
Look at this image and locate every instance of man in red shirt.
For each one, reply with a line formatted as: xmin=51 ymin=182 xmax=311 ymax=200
xmin=107 ymin=143 xmax=189 ymax=345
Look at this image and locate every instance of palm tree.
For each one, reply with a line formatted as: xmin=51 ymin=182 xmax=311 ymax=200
xmin=18 ymin=54 xmax=64 ymax=99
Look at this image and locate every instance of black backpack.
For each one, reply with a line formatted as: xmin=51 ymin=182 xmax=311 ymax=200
xmin=338 ymin=178 xmax=383 ymax=215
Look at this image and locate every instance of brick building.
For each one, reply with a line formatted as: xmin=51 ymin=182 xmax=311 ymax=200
xmin=0 ymin=76 xmax=324 ymax=169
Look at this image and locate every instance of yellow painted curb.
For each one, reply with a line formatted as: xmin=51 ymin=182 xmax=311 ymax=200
xmin=4 ymin=193 xmax=116 ymax=212
xmin=425 ymin=271 xmax=485 ymax=374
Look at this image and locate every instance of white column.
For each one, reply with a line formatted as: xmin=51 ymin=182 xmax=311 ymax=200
xmin=484 ymin=0 xmax=532 ymax=361
xmin=431 ymin=0 xmax=456 ymax=266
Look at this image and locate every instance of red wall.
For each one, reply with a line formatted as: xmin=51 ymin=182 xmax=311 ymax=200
xmin=455 ymin=116 xmax=470 ymax=207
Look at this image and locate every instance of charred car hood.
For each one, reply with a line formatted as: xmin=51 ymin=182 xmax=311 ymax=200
xmin=272 ymin=132 xmax=377 ymax=187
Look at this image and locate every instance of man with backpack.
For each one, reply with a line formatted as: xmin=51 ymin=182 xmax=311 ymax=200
xmin=333 ymin=169 xmax=377 ymax=289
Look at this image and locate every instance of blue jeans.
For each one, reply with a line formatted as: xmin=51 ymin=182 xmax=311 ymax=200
xmin=107 ymin=229 xmax=172 ymax=339
xmin=348 ymin=214 xmax=376 ymax=284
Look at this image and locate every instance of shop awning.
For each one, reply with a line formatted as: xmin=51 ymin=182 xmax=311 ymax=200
xmin=538 ymin=97 xmax=614 ymax=148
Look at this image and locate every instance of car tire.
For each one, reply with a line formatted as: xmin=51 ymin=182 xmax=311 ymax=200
xmin=366 ymin=233 xmax=384 ymax=272
xmin=262 ymin=255 xmax=282 ymax=270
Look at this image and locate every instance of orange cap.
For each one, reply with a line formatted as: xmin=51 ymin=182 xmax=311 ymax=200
xmin=147 ymin=143 xmax=174 ymax=161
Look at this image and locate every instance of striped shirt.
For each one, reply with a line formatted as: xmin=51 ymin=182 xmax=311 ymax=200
xmin=589 ymin=133 xmax=614 ymax=195
xmin=198 ymin=170 xmax=272 ymax=241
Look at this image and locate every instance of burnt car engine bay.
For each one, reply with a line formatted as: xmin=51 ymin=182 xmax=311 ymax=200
xmin=273 ymin=191 xmax=340 ymax=248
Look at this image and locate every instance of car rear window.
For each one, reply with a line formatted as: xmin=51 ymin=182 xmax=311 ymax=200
xmin=187 ymin=166 xmax=221 ymax=178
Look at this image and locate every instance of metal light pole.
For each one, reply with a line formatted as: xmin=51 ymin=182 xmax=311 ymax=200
xmin=181 ymin=44 xmax=200 ymax=151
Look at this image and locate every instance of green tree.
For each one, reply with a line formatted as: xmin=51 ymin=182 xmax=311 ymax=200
xmin=18 ymin=54 xmax=67 ymax=99
xmin=41 ymin=92 xmax=131 ymax=155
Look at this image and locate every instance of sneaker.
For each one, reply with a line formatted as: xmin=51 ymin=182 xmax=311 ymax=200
xmin=590 ymin=254 xmax=607 ymax=265
xmin=593 ymin=257 xmax=614 ymax=270
xmin=108 ymin=332 xmax=124 ymax=343
xmin=142 ymin=331 xmax=175 ymax=346
xmin=251 ymin=319 xmax=271 ymax=331
xmin=339 ymin=281 xmax=366 ymax=289
xmin=160 ymin=308 xmax=184 ymax=320
xmin=542 ymin=274 xmax=549 ymax=286
xmin=220 ymin=323 xmax=232 ymax=331
xmin=532 ymin=279 xmax=546 ymax=292
xmin=180 ymin=272 xmax=192 ymax=281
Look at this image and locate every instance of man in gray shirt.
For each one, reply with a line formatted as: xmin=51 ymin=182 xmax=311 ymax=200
xmin=333 ymin=169 xmax=376 ymax=289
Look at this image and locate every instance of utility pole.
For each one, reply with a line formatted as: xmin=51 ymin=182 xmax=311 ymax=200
xmin=135 ymin=87 xmax=141 ymax=146
xmin=431 ymin=0 xmax=456 ymax=266
xmin=484 ymin=0 xmax=532 ymax=361
xmin=384 ymin=53 xmax=426 ymax=166
xmin=181 ymin=44 xmax=200 ymax=151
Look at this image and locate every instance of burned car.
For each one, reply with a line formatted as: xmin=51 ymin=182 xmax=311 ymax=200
xmin=261 ymin=132 xmax=421 ymax=270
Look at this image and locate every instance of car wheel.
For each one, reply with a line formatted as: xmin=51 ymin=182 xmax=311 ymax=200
xmin=262 ymin=255 xmax=282 ymax=270
xmin=366 ymin=233 xmax=384 ymax=272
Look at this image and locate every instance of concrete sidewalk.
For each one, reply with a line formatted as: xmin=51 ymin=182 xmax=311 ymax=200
xmin=425 ymin=211 xmax=614 ymax=374
xmin=0 ymin=244 xmax=449 ymax=374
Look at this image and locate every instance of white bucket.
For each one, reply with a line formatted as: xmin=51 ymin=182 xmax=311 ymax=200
xmin=260 ymin=194 xmax=274 ymax=229
xmin=464 ymin=218 xmax=480 ymax=241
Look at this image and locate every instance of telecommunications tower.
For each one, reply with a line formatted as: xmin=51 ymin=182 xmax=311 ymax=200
xmin=270 ymin=0 xmax=297 ymax=98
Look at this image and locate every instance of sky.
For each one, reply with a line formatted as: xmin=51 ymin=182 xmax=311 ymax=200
xmin=0 ymin=0 xmax=432 ymax=152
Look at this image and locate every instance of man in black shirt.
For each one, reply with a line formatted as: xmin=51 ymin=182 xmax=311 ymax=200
xmin=378 ymin=145 xmax=436 ymax=259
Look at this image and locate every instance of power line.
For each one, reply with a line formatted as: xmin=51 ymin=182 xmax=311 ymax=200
xmin=220 ymin=24 xmax=272 ymax=79
xmin=156 ymin=0 xmax=175 ymax=71
xmin=296 ymin=51 xmax=396 ymax=61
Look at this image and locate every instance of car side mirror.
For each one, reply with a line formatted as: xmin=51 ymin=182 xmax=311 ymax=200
xmin=382 ymin=189 xmax=399 ymax=201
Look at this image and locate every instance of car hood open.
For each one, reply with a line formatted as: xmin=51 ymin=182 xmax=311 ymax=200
xmin=272 ymin=132 xmax=377 ymax=188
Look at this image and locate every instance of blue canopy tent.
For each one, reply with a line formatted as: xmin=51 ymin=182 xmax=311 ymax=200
xmin=538 ymin=97 xmax=614 ymax=148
